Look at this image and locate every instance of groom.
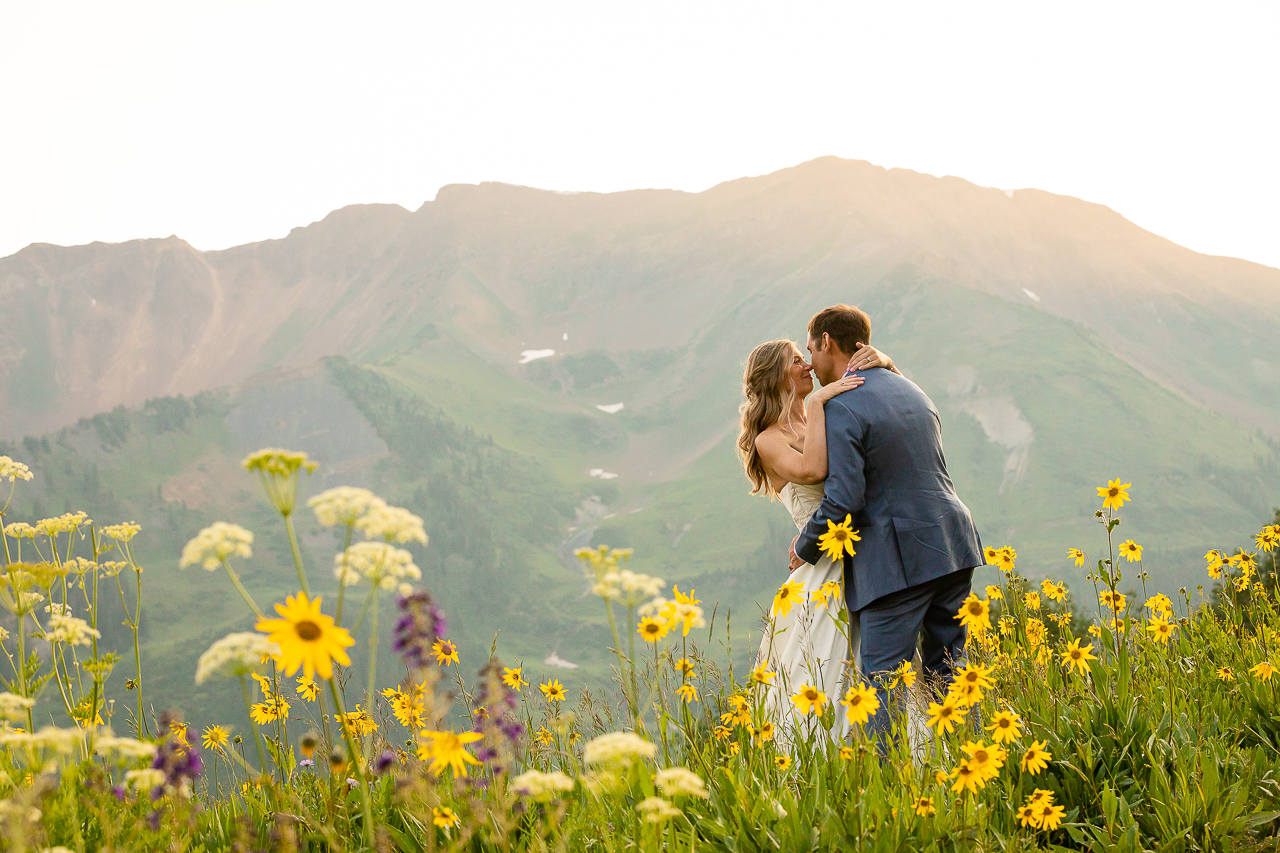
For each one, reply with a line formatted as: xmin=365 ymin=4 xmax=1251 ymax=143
xmin=791 ymin=304 xmax=984 ymax=741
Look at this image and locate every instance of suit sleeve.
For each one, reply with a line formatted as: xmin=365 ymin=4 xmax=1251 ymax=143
xmin=795 ymin=401 xmax=867 ymax=565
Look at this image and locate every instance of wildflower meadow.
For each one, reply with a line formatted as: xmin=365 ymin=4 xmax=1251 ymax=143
xmin=0 ymin=450 xmax=1278 ymax=852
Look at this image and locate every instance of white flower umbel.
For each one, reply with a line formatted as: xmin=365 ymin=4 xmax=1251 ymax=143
xmin=636 ymin=796 xmax=682 ymax=823
xmin=0 ymin=692 xmax=35 ymax=723
xmin=308 ymin=487 xmax=385 ymax=528
xmin=180 ymin=522 xmax=253 ymax=570
xmin=355 ymin=504 xmax=428 ymax=545
xmin=195 ymin=632 xmax=279 ymax=684
xmin=334 ymin=541 xmax=421 ymax=590
xmin=654 ymin=766 xmax=709 ymax=798
xmin=94 ymin=734 xmax=158 ymax=761
xmin=511 ymin=769 xmax=575 ymax=801
xmin=42 ymin=613 xmax=101 ymax=646
xmin=0 ymin=456 xmax=34 ymax=482
xmin=583 ymin=731 xmax=656 ymax=766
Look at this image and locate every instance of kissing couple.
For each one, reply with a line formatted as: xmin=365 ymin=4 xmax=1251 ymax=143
xmin=738 ymin=304 xmax=985 ymax=745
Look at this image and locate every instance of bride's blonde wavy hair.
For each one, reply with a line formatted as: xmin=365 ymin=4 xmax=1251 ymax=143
xmin=737 ymin=339 xmax=801 ymax=496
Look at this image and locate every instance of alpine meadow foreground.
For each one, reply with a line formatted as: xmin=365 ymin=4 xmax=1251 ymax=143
xmin=0 ymin=451 xmax=1278 ymax=852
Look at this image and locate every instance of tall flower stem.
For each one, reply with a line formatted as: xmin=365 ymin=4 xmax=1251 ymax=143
xmin=17 ymin=612 xmax=33 ymax=731
xmin=366 ymin=587 xmax=380 ymax=711
xmin=239 ymin=674 xmax=269 ymax=774
xmin=603 ymin=602 xmax=636 ymax=720
xmin=283 ymin=513 xmax=310 ymax=596
xmin=221 ymin=560 xmax=264 ymax=620
xmin=335 ymin=525 xmax=354 ymax=627
xmin=328 ymin=678 xmax=374 ymax=847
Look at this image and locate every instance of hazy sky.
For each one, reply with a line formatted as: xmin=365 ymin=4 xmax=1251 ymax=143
xmin=3 ymin=2 xmax=1278 ymax=268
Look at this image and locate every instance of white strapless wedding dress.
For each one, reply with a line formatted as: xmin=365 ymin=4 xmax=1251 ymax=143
xmin=756 ymin=481 xmax=928 ymax=751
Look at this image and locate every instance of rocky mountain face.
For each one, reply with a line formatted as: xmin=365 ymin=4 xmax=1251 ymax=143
xmin=3 ymin=157 xmax=1277 ymax=441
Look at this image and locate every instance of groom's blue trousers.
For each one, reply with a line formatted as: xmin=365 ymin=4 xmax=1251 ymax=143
xmin=857 ymin=567 xmax=974 ymax=743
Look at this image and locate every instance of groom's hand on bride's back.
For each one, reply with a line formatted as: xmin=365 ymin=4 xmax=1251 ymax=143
xmin=788 ymin=536 xmax=807 ymax=572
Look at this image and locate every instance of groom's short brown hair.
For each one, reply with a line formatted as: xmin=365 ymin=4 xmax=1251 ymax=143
xmin=808 ymin=304 xmax=871 ymax=355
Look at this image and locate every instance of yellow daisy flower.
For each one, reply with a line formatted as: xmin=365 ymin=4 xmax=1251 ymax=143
xmin=202 ymin=725 xmax=230 ymax=750
xmin=1020 ymin=740 xmax=1052 ymax=775
xmin=791 ymin=684 xmax=826 ymax=717
xmin=637 ymin=617 xmax=669 ymax=643
xmin=985 ymin=710 xmax=1022 ymax=744
xmin=502 ymin=666 xmax=529 ymax=691
xmin=956 ymin=594 xmax=992 ymax=633
xmin=540 ymin=679 xmax=567 ymax=702
xmin=1068 ymin=548 xmax=1086 ymax=567
xmin=771 ymin=580 xmax=807 ymax=618
xmin=432 ymin=639 xmax=459 ymax=666
xmin=1061 ymin=638 xmax=1097 ymax=676
xmin=254 ymin=592 xmax=354 ymax=681
xmin=817 ymin=515 xmax=860 ymax=561
xmin=417 ymin=729 xmax=483 ymax=777
xmin=841 ymin=682 xmax=880 ymax=726
xmin=1119 ymin=540 xmax=1142 ymax=562
xmin=1097 ymin=479 xmax=1131 ymax=511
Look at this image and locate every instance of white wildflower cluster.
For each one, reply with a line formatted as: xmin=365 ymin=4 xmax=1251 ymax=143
xmin=511 ymin=769 xmax=575 ymax=801
xmin=308 ymin=486 xmax=384 ymax=528
xmin=94 ymin=734 xmax=158 ymax=761
xmin=125 ymin=768 xmax=166 ymax=790
xmin=335 ymin=541 xmax=421 ymax=590
xmin=179 ymin=522 xmax=254 ymax=570
xmin=356 ymin=504 xmax=429 ymax=545
xmin=636 ymin=796 xmax=682 ymax=823
xmin=44 ymin=602 xmax=71 ymax=617
xmin=63 ymin=557 xmax=97 ymax=575
xmin=195 ymin=632 xmax=279 ymax=684
xmin=33 ymin=513 xmax=91 ymax=537
xmin=42 ymin=613 xmax=101 ymax=646
xmin=0 ymin=726 xmax=84 ymax=754
xmin=99 ymin=561 xmax=128 ymax=578
xmin=309 ymin=486 xmax=428 ymax=545
xmin=0 ymin=692 xmax=35 ymax=722
xmin=100 ymin=522 xmax=141 ymax=542
xmin=577 ymin=546 xmax=666 ymax=606
xmin=654 ymin=766 xmax=708 ymax=799
xmin=583 ymin=731 xmax=657 ymax=766
xmin=0 ymin=456 xmax=34 ymax=483
xmin=3 ymin=522 xmax=35 ymax=539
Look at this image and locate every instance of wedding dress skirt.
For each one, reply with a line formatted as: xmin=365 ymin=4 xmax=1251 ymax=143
xmin=755 ymin=482 xmax=928 ymax=753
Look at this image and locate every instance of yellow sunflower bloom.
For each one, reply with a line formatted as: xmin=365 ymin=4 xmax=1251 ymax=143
xmin=1119 ymin=540 xmax=1143 ymax=562
xmin=956 ymin=594 xmax=992 ymax=633
xmin=949 ymin=760 xmax=984 ymax=794
xmin=985 ymin=710 xmax=1022 ymax=744
xmin=1250 ymin=662 xmax=1276 ymax=682
xmin=914 ymin=796 xmax=936 ymax=816
xmin=841 ymin=682 xmax=880 ymax=726
xmin=925 ymin=697 xmax=965 ymax=735
xmin=888 ymin=659 xmax=917 ymax=689
xmin=1216 ymin=667 xmax=1234 ymax=682
xmin=985 ymin=585 xmax=1003 ymax=600
xmin=1061 ymin=638 xmax=1097 ymax=675
xmin=432 ymin=806 xmax=461 ymax=828
xmin=1097 ymin=479 xmax=1131 ymax=511
xmin=1024 ymin=592 xmax=1041 ymax=611
xmin=539 ymin=679 xmax=567 ymax=702
xmin=817 ymin=515 xmax=860 ymax=561
xmin=1041 ymin=579 xmax=1067 ymax=603
xmin=1068 ymin=548 xmax=1086 ymax=567
xmin=791 ymin=684 xmax=827 ymax=717
xmin=771 ymin=580 xmax=807 ymax=618
xmin=1020 ymin=740 xmax=1052 ymax=775
xmin=1145 ymin=617 xmax=1174 ymax=645
xmin=774 ymin=754 xmax=791 ymax=770
xmin=502 ymin=666 xmax=529 ymax=691
xmin=1036 ymin=802 xmax=1066 ymax=831
xmin=637 ymin=617 xmax=669 ymax=643
xmin=417 ymin=729 xmax=483 ymax=776
xmin=202 ymin=725 xmax=230 ymax=751
xmin=432 ymin=639 xmax=459 ymax=666
xmin=1099 ymin=590 xmax=1127 ymax=612
xmin=255 ymin=592 xmax=353 ymax=681
xmin=749 ymin=664 xmax=776 ymax=685
xmin=839 ymin=745 xmax=854 ymax=760
xmin=676 ymin=683 xmax=699 ymax=704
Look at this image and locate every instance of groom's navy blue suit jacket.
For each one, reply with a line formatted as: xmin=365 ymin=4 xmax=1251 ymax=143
xmin=795 ymin=367 xmax=984 ymax=612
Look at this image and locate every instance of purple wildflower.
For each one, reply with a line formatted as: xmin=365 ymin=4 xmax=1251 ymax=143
xmin=394 ymin=592 xmax=446 ymax=670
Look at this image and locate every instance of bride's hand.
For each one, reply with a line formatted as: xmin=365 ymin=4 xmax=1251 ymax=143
xmin=812 ymin=374 xmax=863 ymax=404
xmin=846 ymin=342 xmax=896 ymax=374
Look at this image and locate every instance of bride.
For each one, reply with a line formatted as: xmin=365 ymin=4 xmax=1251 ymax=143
xmin=738 ymin=338 xmax=920 ymax=745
